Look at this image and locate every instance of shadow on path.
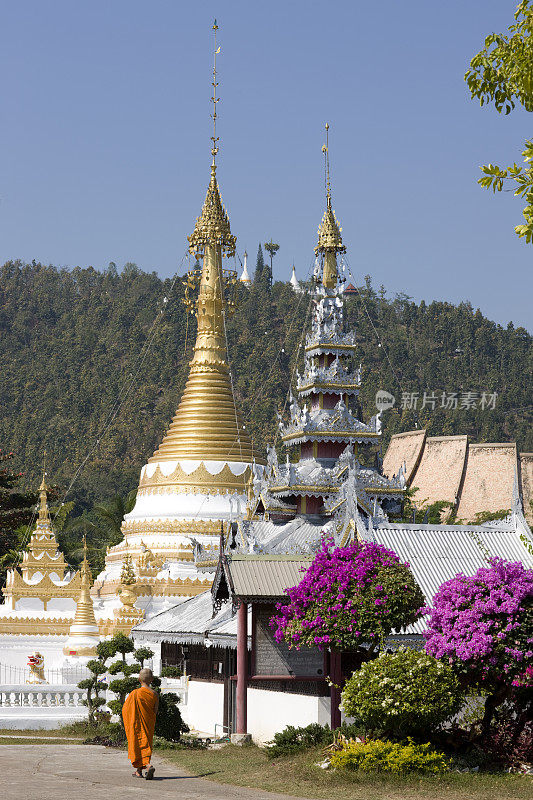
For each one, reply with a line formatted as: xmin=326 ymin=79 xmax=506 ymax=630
xmin=153 ymin=771 xmax=216 ymax=781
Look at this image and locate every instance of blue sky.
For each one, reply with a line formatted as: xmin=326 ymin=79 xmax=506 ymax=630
xmin=1 ymin=1 xmax=531 ymax=330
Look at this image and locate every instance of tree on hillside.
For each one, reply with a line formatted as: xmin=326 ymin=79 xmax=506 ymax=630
xmin=263 ymin=239 xmax=279 ymax=289
xmin=466 ymin=1 xmax=533 ymax=242
xmin=0 ymin=450 xmax=42 ymax=582
xmin=57 ymin=490 xmax=136 ymax=576
xmin=0 ymin=450 xmax=37 ymax=539
xmin=0 ymin=260 xmax=531 ymax=517
xmin=254 ymin=244 xmax=265 ymax=285
xmin=93 ymin=490 xmax=137 ymax=545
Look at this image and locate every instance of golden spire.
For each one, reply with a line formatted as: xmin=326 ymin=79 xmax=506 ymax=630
xmin=316 ymin=123 xmax=346 ymax=289
xmin=150 ymin=21 xmax=256 ymax=465
xmin=72 ymin=536 xmax=98 ymax=628
xmin=211 ymin=19 xmax=220 ymax=167
xmin=38 ymin=471 xmax=51 ymax=523
xmin=188 ymin=20 xmax=236 ymax=258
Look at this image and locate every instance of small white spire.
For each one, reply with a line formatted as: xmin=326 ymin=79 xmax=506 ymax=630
xmin=290 ymin=263 xmax=301 ymax=292
xmin=240 ymin=250 xmax=251 ymax=286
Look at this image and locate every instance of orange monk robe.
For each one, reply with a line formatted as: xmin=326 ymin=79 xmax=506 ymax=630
xmin=122 ymin=686 xmax=158 ymax=769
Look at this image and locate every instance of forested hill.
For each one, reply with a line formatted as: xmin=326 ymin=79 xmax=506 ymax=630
xmin=0 ymin=259 xmax=531 ymax=511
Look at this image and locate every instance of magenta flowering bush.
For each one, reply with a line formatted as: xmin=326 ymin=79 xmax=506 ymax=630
xmin=424 ymin=558 xmax=533 ymax=729
xmin=270 ymin=538 xmax=425 ymax=651
xmin=425 ymin=558 xmax=533 ymax=685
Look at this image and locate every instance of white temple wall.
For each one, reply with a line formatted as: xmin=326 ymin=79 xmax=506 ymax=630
xmin=180 ymin=680 xmax=225 ymax=735
xmin=179 ymin=680 xmax=333 ymax=744
xmin=0 ymin=635 xmax=67 ymax=672
xmin=15 ymin=598 xmax=44 ymax=611
xmin=47 ymin=598 xmax=76 ymax=613
xmin=247 ymin=688 xmax=330 ymax=744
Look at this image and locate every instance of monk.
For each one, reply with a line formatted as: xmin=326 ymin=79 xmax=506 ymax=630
xmin=122 ymin=667 xmax=159 ymax=779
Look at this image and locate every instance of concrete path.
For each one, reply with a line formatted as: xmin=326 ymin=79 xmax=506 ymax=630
xmin=0 ymin=744 xmax=312 ymax=800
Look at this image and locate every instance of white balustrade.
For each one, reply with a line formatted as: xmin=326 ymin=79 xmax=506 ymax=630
xmin=0 ymin=685 xmax=85 ymax=708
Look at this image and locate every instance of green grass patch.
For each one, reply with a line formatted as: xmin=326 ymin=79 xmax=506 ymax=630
xmin=159 ymin=743 xmax=533 ymax=800
xmin=0 ymin=729 xmax=84 ymax=740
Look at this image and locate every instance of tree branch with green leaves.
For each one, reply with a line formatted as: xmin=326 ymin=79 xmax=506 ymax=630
xmin=465 ymin=1 xmax=533 ymax=242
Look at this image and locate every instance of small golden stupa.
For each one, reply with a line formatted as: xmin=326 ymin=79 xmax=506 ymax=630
xmin=63 ymin=537 xmax=100 ymax=658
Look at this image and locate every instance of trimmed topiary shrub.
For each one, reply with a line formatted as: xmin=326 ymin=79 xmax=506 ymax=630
xmin=341 ymin=648 xmax=464 ymax=737
xmin=330 ymin=738 xmax=450 ymax=774
xmin=161 ymin=666 xmax=182 ymax=679
xmin=154 ymin=689 xmax=189 ymax=742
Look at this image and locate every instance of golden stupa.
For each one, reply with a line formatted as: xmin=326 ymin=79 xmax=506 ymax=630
xmin=63 ymin=537 xmax=100 ymax=657
xmin=92 ymin=22 xmax=261 ymax=616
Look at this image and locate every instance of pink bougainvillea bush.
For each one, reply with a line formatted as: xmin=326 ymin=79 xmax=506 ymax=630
xmin=425 ymin=558 xmax=533 ymax=686
xmin=424 ymin=558 xmax=533 ymax=729
xmin=270 ymin=538 xmax=425 ymax=651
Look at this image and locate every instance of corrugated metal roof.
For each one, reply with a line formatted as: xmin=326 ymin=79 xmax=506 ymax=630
xmin=227 ymin=555 xmax=312 ymax=598
xmin=134 ymin=517 xmax=533 ymax=643
xmin=371 ymin=523 xmax=533 ymax=635
xmin=133 ymin=590 xmax=252 ymax=647
xmin=134 ymin=592 xmax=214 ymax=635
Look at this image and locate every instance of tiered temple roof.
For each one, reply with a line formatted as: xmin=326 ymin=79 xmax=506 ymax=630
xmin=247 ymin=127 xmax=404 ymax=531
xmin=1 ymin=477 xmax=81 ymax=615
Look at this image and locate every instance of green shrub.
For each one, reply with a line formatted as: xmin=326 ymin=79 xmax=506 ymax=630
xmin=330 ymin=738 xmax=450 ymax=774
xmin=341 ymin=648 xmax=464 ymax=737
xmin=265 ymin=722 xmax=366 ymax=758
xmin=266 ymin=723 xmax=333 ymax=758
xmin=82 ymin=720 xmax=126 ymax=746
xmin=161 ymin=666 xmax=182 ymax=679
xmin=155 ymin=691 xmax=189 ymax=742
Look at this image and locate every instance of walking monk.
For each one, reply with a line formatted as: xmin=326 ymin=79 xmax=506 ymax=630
xmin=122 ymin=667 xmax=159 ymax=779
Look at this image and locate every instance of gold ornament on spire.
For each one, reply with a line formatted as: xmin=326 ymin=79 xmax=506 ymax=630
xmin=316 ymin=124 xmax=345 ymax=289
xmin=150 ymin=20 xmax=256 ymax=466
xmin=188 ymin=19 xmax=236 ymax=258
xmin=38 ymin=470 xmax=51 ymax=523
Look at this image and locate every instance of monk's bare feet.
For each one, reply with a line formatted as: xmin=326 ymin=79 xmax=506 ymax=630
xmin=145 ymin=765 xmax=155 ymax=780
xmin=132 ymin=769 xmax=143 ymax=778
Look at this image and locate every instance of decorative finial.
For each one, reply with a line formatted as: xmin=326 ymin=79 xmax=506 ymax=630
xmin=79 ymin=533 xmax=93 ymax=593
xmin=322 ymin=122 xmax=331 ymax=205
xmin=187 ymin=20 xmax=236 ymax=258
xmin=38 ymin=469 xmax=50 ymax=522
xmin=211 ymin=19 xmax=220 ymax=168
xmin=316 ymin=122 xmax=345 ymax=261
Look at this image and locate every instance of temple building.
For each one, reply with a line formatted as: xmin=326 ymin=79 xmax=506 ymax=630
xmin=237 ymin=128 xmax=405 ymax=553
xmin=131 ymin=129 xmax=533 ymax=743
xmin=383 ymin=430 xmax=533 ymax=524
xmin=92 ymin=26 xmax=262 ymax=619
xmin=0 ymin=477 xmax=80 ymax=629
xmin=0 ymin=476 xmax=110 ymax=670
